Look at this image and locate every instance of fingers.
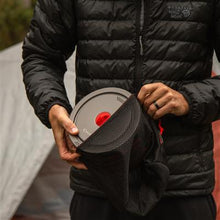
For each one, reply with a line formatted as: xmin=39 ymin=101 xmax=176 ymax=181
xmin=49 ymin=105 xmax=87 ymax=170
xmin=138 ymin=82 xmax=169 ymax=111
xmin=57 ymin=133 xmax=88 ymax=170
xmin=68 ymin=160 xmax=88 ymax=170
xmin=138 ymin=83 xmax=189 ymax=119
xmin=65 ymin=131 xmax=77 ymax=153
xmin=137 ymin=83 xmax=159 ymax=104
xmin=60 ymin=114 xmax=79 ymax=135
xmin=143 ymin=87 xmax=169 ymax=110
xmin=55 ymin=130 xmax=79 ymax=160
xmin=49 ymin=104 xmax=79 ymax=135
xmin=152 ymin=101 xmax=177 ymax=120
xmin=147 ymin=92 xmax=173 ymax=117
xmin=62 ymin=134 xmax=87 ymax=170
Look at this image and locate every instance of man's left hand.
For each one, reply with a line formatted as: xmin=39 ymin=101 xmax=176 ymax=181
xmin=137 ymin=83 xmax=189 ymax=119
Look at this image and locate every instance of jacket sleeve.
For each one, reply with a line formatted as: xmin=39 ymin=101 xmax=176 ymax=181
xmin=177 ymin=0 xmax=220 ymax=125
xmin=21 ymin=0 xmax=77 ymax=128
xmin=178 ymin=76 xmax=220 ymax=125
xmin=214 ymin=0 xmax=220 ymax=60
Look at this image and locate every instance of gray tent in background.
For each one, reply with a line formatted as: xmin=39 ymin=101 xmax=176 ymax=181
xmin=0 ymin=43 xmax=220 ymax=220
xmin=0 ymin=43 xmax=76 ymax=220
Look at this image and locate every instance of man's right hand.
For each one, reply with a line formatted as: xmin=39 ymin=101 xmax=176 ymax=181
xmin=49 ymin=104 xmax=87 ymax=170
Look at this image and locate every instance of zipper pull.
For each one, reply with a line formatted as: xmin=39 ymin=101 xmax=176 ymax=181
xmin=139 ymin=35 xmax=143 ymax=56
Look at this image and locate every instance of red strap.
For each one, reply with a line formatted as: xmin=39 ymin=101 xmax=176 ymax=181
xmin=158 ymin=119 xmax=164 ymax=135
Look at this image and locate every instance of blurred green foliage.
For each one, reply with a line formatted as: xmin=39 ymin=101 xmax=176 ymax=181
xmin=0 ymin=0 xmax=36 ymax=50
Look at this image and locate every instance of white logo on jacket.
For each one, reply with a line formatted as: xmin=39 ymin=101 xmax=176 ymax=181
xmin=167 ymin=5 xmax=192 ymax=19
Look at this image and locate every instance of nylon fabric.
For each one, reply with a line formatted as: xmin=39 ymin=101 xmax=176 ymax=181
xmin=22 ymin=0 xmax=220 ymax=199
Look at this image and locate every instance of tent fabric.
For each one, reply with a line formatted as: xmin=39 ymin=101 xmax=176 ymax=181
xmin=213 ymin=52 xmax=220 ymax=75
xmin=212 ymin=54 xmax=220 ymax=218
xmin=15 ymin=145 xmax=73 ymax=220
xmin=0 ymin=43 xmax=219 ymax=220
xmin=0 ymin=43 xmax=76 ymax=220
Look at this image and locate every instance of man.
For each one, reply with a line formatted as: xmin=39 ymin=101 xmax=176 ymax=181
xmin=22 ymin=0 xmax=220 ymax=219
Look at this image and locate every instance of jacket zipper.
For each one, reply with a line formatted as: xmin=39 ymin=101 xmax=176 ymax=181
xmin=140 ymin=0 xmax=144 ymax=37
xmin=134 ymin=0 xmax=144 ymax=94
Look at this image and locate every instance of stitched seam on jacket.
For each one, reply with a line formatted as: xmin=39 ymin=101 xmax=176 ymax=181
xmin=146 ymin=38 xmax=206 ymax=46
xmin=165 ymin=186 xmax=214 ymax=192
xmin=77 ymin=76 xmax=133 ymax=80
xmin=78 ymin=19 xmax=133 ymax=22
xmin=78 ymin=58 xmax=205 ymax=63
xmin=79 ymin=39 xmax=133 ymax=41
xmin=169 ymin=168 xmax=214 ymax=176
xmin=154 ymin=19 xmax=208 ymax=26
xmin=167 ymin=0 xmax=211 ymax=4
xmin=79 ymin=58 xmax=133 ymax=60
xmin=145 ymin=59 xmax=206 ymax=64
xmin=88 ymin=0 xmax=134 ymax=1
xmin=166 ymin=147 xmax=213 ymax=156
xmin=78 ymin=38 xmax=134 ymax=40
xmin=79 ymin=19 xmax=134 ymax=21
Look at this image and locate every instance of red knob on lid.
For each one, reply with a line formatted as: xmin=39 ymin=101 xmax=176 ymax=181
xmin=95 ymin=112 xmax=111 ymax=127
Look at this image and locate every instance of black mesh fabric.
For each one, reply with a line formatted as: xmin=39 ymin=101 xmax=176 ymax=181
xmin=76 ymin=95 xmax=169 ymax=216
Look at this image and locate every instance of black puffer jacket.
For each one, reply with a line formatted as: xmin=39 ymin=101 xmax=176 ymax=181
xmin=22 ymin=0 xmax=220 ymax=198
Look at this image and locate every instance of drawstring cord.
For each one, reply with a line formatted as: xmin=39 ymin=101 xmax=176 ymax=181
xmin=158 ymin=119 xmax=164 ymax=135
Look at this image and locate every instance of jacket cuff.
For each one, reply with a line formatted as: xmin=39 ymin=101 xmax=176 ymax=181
xmin=39 ymin=99 xmax=73 ymax=129
xmin=178 ymin=87 xmax=200 ymax=125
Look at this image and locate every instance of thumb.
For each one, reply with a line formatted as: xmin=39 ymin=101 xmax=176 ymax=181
xmin=61 ymin=115 xmax=79 ymax=135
